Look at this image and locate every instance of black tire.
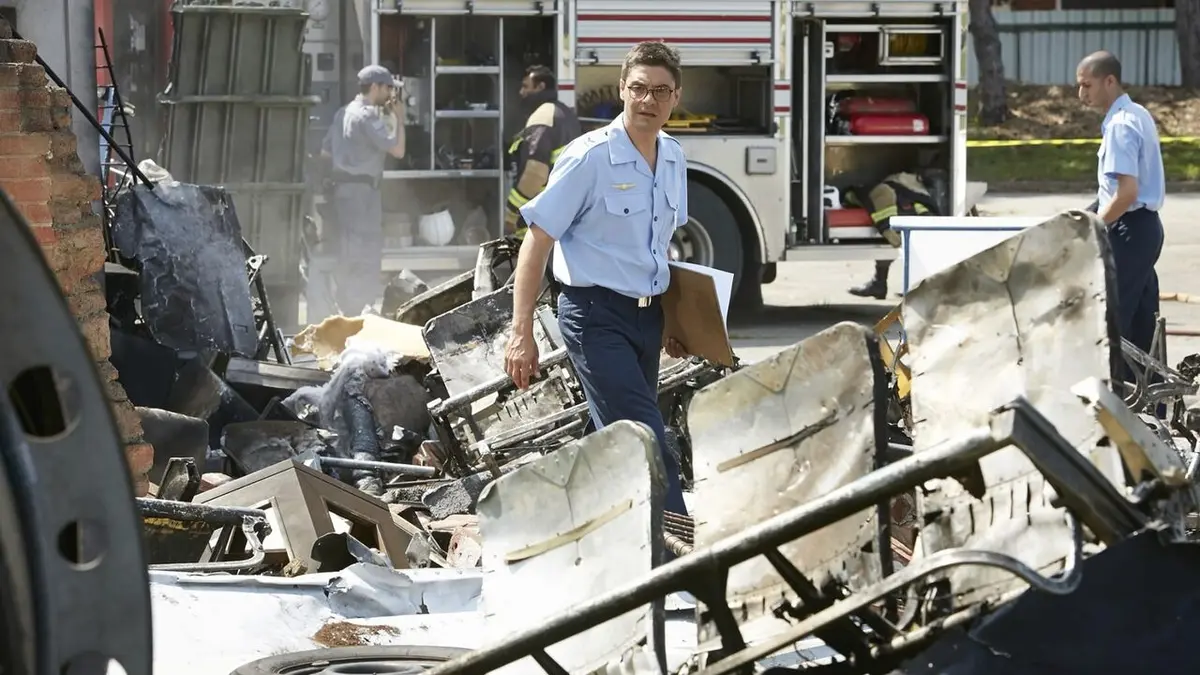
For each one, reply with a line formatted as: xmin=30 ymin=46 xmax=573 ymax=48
xmin=686 ymin=179 xmax=745 ymax=293
xmin=230 ymin=645 xmax=469 ymax=674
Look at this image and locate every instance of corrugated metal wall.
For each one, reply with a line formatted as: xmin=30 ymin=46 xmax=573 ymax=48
xmin=968 ymin=9 xmax=1180 ymax=86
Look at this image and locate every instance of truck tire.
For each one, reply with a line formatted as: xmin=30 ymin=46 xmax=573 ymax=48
xmin=681 ymin=179 xmax=745 ymax=294
xmin=230 ymin=645 xmax=468 ymax=674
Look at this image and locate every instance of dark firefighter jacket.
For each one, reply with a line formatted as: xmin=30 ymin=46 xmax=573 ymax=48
xmin=845 ymin=172 xmax=940 ymax=247
xmin=506 ymin=94 xmax=582 ymax=238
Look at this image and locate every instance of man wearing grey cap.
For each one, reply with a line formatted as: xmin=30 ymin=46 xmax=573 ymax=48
xmin=319 ymin=64 xmax=406 ymax=315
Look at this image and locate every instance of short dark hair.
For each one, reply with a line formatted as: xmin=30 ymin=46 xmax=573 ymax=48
xmin=1080 ymin=50 xmax=1122 ymax=83
xmin=524 ymin=65 xmax=556 ymax=91
xmin=621 ymin=41 xmax=682 ymax=88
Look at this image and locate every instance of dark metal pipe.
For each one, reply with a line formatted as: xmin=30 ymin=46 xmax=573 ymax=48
xmin=424 ymin=423 xmax=1005 ymax=675
xmin=137 ymin=498 xmax=267 ymax=525
xmin=317 ymin=455 xmax=439 ymax=478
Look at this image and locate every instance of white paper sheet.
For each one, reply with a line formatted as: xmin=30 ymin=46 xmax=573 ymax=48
xmin=669 ymin=261 xmax=734 ymax=327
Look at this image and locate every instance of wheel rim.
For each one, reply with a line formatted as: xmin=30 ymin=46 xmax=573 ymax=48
xmin=668 ymin=217 xmax=715 ymax=268
xmin=274 ymin=655 xmax=454 ymax=674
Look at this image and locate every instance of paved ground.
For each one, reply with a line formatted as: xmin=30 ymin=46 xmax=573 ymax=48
xmin=730 ymin=192 xmax=1200 ymax=365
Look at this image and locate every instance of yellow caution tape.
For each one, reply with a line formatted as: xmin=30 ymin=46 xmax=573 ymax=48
xmin=968 ymin=136 xmax=1200 ymax=148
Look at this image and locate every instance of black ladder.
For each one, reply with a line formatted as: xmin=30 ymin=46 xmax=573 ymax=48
xmin=95 ymin=27 xmax=136 ymax=260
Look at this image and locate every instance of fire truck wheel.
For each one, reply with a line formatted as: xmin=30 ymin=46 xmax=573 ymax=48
xmin=680 ymin=179 xmax=744 ymax=292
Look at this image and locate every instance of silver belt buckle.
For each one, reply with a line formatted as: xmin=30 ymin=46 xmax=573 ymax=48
xmin=637 ymin=296 xmax=651 ymax=308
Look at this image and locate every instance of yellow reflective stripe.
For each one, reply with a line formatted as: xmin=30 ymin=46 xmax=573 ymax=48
xmin=507 ymin=187 xmax=530 ymax=209
xmin=550 ymin=146 xmax=566 ymax=164
xmin=870 ymin=205 xmax=898 ymax=223
xmin=508 ymin=137 xmax=522 ymax=154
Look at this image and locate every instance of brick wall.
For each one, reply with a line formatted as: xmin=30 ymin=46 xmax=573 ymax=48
xmin=0 ymin=21 xmax=152 ymax=494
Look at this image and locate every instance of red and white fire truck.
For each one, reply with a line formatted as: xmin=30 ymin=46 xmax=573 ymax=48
xmin=360 ymin=0 xmax=981 ymax=304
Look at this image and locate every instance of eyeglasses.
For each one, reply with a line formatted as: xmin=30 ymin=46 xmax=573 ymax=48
xmin=625 ymin=83 xmax=675 ymax=103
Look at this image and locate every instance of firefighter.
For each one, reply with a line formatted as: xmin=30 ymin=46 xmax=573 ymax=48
xmin=503 ymin=42 xmax=690 ymax=518
xmin=846 ymin=173 xmax=940 ymax=300
xmin=1077 ymin=50 xmax=1165 ymax=359
xmin=320 ymin=65 xmax=406 ymax=315
xmin=504 ymin=65 xmax=582 ymax=239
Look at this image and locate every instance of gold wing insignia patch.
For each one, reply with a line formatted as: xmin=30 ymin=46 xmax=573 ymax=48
xmin=611 ymin=183 xmax=636 ymax=191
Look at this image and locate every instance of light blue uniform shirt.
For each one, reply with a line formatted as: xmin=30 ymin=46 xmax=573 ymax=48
xmin=1098 ymin=93 xmax=1165 ymax=213
xmin=519 ymin=115 xmax=689 ymax=299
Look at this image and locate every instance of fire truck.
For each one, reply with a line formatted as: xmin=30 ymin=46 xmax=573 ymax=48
xmin=359 ymin=0 xmax=980 ymax=304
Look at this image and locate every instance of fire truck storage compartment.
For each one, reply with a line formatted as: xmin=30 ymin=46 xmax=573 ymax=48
xmin=793 ymin=17 xmax=954 ymax=244
xmin=373 ymin=9 xmax=555 ymax=250
xmin=575 ymin=65 xmax=774 ymax=136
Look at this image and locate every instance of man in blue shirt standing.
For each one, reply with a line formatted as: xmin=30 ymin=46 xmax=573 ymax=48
xmin=502 ymin=42 xmax=690 ymax=516
xmin=320 ymin=65 xmax=406 ymax=315
xmin=1077 ymin=51 xmax=1166 ymax=357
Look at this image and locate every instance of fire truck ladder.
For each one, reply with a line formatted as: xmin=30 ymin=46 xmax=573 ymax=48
xmin=95 ymin=27 xmax=136 ymax=255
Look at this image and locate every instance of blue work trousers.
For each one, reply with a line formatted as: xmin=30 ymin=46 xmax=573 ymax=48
xmin=1109 ymin=208 xmax=1164 ymax=361
xmin=331 ymin=182 xmax=384 ymax=315
xmin=556 ymin=285 xmax=689 ymax=516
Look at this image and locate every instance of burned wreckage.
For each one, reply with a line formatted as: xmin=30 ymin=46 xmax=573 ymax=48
xmin=7 ymin=165 xmax=1200 ymax=675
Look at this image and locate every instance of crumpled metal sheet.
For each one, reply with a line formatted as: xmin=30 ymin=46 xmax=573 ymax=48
xmin=423 ymin=286 xmax=558 ymax=398
xmin=111 ymin=182 xmax=257 ymax=356
xmin=687 ymin=322 xmax=886 ymax=640
xmin=476 ymin=420 xmax=665 ymax=675
xmin=903 ymin=211 xmax=1122 ymax=606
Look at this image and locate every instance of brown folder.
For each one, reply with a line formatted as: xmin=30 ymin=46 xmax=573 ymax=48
xmin=661 ymin=263 xmax=735 ymax=367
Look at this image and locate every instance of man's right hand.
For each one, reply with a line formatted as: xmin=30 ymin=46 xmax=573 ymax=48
xmin=504 ymin=327 xmax=540 ymax=389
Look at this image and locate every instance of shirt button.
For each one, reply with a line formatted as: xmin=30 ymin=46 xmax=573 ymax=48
xmin=654 ymin=216 xmax=658 ymax=222
xmin=623 ymin=208 xmax=629 ymax=214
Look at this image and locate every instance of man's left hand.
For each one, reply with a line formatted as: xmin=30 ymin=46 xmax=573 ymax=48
xmin=664 ymin=337 xmax=688 ymax=359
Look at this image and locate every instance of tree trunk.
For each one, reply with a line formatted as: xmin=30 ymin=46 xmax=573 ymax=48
xmin=1178 ymin=0 xmax=1200 ymax=88
xmin=968 ymin=0 xmax=1008 ymax=125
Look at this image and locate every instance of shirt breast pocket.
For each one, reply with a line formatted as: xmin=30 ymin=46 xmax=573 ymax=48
xmin=601 ymin=193 xmax=651 ymax=244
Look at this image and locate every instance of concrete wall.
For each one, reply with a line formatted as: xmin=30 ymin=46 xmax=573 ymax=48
xmin=0 ymin=0 xmax=100 ymax=175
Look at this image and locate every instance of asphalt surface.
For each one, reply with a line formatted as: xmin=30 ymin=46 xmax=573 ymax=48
xmin=730 ymin=192 xmax=1200 ymax=365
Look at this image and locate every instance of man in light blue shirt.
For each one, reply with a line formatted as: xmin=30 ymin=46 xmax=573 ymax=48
xmin=1077 ymin=51 xmax=1165 ymax=358
xmin=502 ymin=42 xmax=691 ymax=517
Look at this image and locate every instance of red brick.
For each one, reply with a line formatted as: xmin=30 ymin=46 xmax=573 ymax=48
xmin=0 ymin=110 xmax=21 ymax=132
xmin=29 ymin=223 xmax=56 ymax=246
xmin=77 ymin=312 xmax=112 ymax=363
xmin=48 ymin=88 xmax=69 ymax=109
xmin=0 ymin=88 xmax=18 ymax=110
xmin=0 ymin=132 xmax=50 ymax=156
xmin=125 ymin=444 xmax=153 ymax=475
xmin=0 ymin=177 xmax=49 ymax=201
xmin=18 ymin=87 xmax=50 ymax=109
xmin=0 ymin=39 xmax=38 ymax=64
xmin=51 ymin=173 xmax=97 ymax=202
xmin=21 ymin=106 xmax=52 ymax=132
xmin=16 ymin=201 xmax=51 ymax=224
xmin=0 ymin=156 xmax=49 ymax=180
xmin=15 ymin=64 xmax=44 ymax=88
xmin=111 ymin=398 xmax=143 ymax=440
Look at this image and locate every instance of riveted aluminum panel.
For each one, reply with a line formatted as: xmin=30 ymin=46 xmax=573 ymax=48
xmin=575 ymin=0 xmax=775 ymax=66
xmin=161 ymin=3 xmax=318 ymax=299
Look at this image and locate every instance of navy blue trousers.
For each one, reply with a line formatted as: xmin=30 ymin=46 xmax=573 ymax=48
xmin=1108 ymin=208 xmax=1164 ymax=360
xmin=556 ymin=285 xmax=689 ymax=516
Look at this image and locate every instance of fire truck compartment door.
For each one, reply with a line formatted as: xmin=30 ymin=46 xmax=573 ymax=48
xmin=381 ymin=0 xmax=559 ymax=15
xmin=790 ymin=0 xmax=964 ymax=18
xmin=575 ymin=1 xmax=775 ymax=66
